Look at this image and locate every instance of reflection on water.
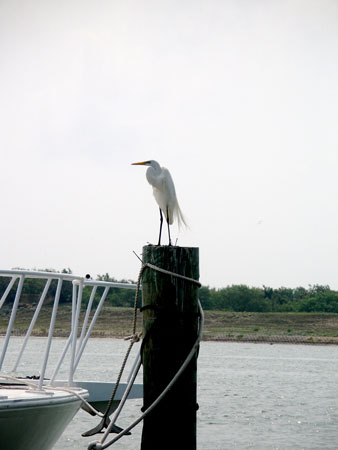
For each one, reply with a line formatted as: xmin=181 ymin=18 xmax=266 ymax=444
xmin=1 ymin=338 xmax=337 ymax=449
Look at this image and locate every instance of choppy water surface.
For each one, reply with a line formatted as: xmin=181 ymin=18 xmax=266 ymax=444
xmin=197 ymin=342 xmax=338 ymax=450
xmin=2 ymin=338 xmax=337 ymax=449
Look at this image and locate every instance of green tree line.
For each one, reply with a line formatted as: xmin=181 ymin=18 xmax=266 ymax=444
xmin=0 ymin=269 xmax=137 ymax=309
xmin=199 ymin=284 xmax=338 ymax=313
xmin=0 ymin=269 xmax=337 ymax=313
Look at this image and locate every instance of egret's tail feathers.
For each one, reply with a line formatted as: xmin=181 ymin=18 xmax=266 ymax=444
xmin=175 ymin=203 xmax=188 ymax=230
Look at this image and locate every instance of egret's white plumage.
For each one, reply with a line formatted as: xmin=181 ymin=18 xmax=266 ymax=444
xmin=132 ymin=160 xmax=186 ymax=245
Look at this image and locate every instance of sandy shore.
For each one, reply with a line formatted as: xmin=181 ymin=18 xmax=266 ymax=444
xmin=1 ymin=307 xmax=338 ymax=345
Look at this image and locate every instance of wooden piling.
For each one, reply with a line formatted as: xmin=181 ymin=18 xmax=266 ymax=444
xmin=140 ymin=245 xmax=199 ymax=450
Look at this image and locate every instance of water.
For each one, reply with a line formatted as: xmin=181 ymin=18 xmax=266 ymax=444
xmin=1 ymin=338 xmax=338 ymax=449
xmin=197 ymin=343 xmax=338 ymax=450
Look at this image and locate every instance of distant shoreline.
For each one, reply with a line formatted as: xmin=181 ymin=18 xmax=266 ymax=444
xmin=203 ymin=334 xmax=338 ymax=345
xmin=3 ymin=329 xmax=338 ymax=346
xmin=1 ymin=307 xmax=338 ymax=345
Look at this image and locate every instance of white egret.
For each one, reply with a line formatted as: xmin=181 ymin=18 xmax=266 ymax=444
xmin=132 ymin=160 xmax=186 ymax=246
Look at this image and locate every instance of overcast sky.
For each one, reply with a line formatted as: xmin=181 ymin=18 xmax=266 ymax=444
xmin=1 ymin=0 xmax=337 ymax=289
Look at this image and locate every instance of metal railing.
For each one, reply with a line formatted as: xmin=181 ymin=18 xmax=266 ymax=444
xmin=0 ymin=270 xmax=137 ymax=389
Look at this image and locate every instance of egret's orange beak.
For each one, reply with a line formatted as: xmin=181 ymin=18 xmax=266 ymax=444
xmin=132 ymin=161 xmax=148 ymax=166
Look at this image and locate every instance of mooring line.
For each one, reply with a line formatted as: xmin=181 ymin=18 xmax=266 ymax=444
xmin=82 ymin=266 xmax=143 ymax=437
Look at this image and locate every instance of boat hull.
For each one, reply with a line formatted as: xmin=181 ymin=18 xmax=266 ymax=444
xmin=0 ymin=387 xmax=87 ymax=450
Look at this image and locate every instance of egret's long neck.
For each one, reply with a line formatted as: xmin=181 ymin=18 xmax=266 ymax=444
xmin=146 ymin=162 xmax=161 ymax=186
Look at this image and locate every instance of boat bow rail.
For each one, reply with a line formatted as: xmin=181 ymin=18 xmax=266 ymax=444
xmin=0 ymin=269 xmax=139 ymax=388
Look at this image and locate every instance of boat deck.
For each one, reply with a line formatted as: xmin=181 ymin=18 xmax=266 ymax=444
xmin=0 ymin=384 xmax=88 ymax=408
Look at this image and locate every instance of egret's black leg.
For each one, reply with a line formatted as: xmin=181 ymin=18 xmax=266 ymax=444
xmin=166 ymin=206 xmax=172 ymax=246
xmin=158 ymin=208 xmax=163 ymax=246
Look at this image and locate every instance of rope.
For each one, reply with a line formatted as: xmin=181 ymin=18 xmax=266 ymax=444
xmin=143 ymin=262 xmax=202 ymax=287
xmin=105 ymin=268 xmax=143 ymax=413
xmin=82 ymin=268 xmax=143 ymax=437
xmin=87 ymin=262 xmax=204 ymax=450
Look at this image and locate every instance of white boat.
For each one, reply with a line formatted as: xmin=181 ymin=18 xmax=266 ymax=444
xmin=0 ymin=269 xmax=143 ymax=450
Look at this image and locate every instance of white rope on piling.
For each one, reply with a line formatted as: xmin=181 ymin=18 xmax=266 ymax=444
xmin=87 ymin=262 xmax=204 ymax=450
